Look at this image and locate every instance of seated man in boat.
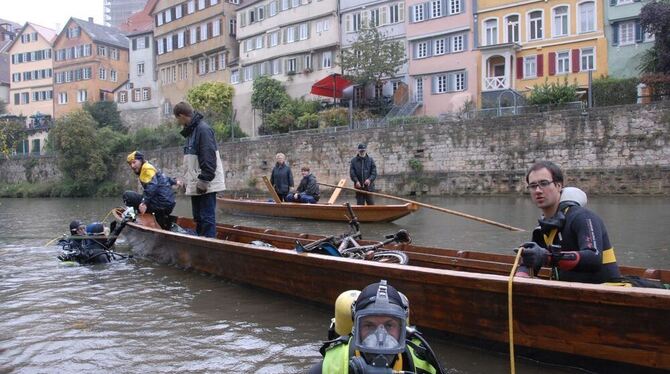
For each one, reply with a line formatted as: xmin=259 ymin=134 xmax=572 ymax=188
xmin=309 ymin=280 xmax=445 ymax=374
xmin=516 ymin=161 xmax=621 ymax=283
xmin=285 ymin=166 xmax=320 ymax=204
xmin=270 ymin=152 xmax=294 ymax=202
xmin=124 ymin=151 xmax=177 ymax=230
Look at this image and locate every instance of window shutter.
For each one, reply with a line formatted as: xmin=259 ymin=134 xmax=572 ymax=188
xmin=431 ymin=76 xmax=437 ymax=94
xmin=427 ymin=40 xmax=433 ymax=57
xmin=399 ymin=3 xmax=405 ymax=21
xmin=173 ymin=34 xmax=178 ymax=48
xmin=460 ymin=0 xmax=465 ymax=13
xmin=463 ymin=34 xmax=468 ymax=50
xmin=132 ymin=38 xmax=137 ymax=50
xmin=571 ymin=48 xmax=580 ymax=72
xmin=516 ymin=57 xmax=523 ymax=79
xmin=635 ymin=20 xmax=642 ymax=42
xmin=536 ymin=54 xmax=544 ymax=77
xmin=345 ymin=15 xmax=351 ymax=32
xmin=609 ymin=0 xmax=616 ymax=5
xmin=306 ymin=22 xmax=310 ymax=38
xmin=283 ymin=28 xmax=288 ymax=43
xmin=423 ymin=2 xmax=429 ymax=19
xmin=611 ymin=22 xmax=619 ymax=45
xmin=463 ymin=71 xmax=468 ymax=90
xmin=548 ymin=52 xmax=556 ymax=75
xmin=444 ymin=37 xmax=450 ymax=53
xmin=410 ymin=5 xmax=415 ymax=22
xmin=381 ymin=7 xmax=388 ymax=25
xmin=147 ymin=88 xmax=151 ymax=100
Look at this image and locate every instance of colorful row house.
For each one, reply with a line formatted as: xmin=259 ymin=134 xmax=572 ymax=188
xmin=605 ymin=0 xmax=654 ymax=78
xmin=476 ymin=0 xmax=607 ymax=106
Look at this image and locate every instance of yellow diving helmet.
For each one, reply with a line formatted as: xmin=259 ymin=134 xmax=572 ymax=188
xmin=334 ymin=290 xmax=361 ymax=336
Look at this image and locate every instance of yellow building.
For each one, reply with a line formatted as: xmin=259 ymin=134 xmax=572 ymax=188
xmin=476 ymin=0 xmax=607 ymax=102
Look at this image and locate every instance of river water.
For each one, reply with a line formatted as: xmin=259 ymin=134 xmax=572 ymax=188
xmin=1 ymin=196 xmax=668 ymax=373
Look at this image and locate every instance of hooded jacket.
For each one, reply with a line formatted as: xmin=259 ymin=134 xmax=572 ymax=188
xmin=137 ymin=161 xmax=176 ymax=212
xmin=180 ymin=112 xmax=226 ymax=195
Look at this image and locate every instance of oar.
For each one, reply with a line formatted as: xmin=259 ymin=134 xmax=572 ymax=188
xmin=262 ymin=176 xmax=282 ymax=203
xmin=317 ymin=182 xmax=525 ymax=232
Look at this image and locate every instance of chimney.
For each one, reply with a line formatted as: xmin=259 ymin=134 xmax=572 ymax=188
xmin=88 ymin=17 xmax=94 ymax=23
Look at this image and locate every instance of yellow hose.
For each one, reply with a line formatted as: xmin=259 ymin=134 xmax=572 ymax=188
xmin=508 ymin=247 xmax=524 ymax=374
xmin=45 ymin=209 xmax=116 ymax=247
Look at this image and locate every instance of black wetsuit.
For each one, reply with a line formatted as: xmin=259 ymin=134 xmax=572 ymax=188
xmin=531 ymin=204 xmax=621 ymax=283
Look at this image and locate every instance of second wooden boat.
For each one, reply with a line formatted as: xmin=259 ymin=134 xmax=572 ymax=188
xmin=217 ymin=197 xmax=419 ymax=222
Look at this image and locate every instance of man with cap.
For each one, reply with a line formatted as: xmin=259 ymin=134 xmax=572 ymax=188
xmin=310 ymin=280 xmax=445 ymax=374
xmin=173 ymin=101 xmax=226 ymax=238
xmin=516 ymin=160 xmax=621 ymax=283
xmin=124 ymin=151 xmax=177 ymax=230
xmin=349 ymin=143 xmax=377 ymax=205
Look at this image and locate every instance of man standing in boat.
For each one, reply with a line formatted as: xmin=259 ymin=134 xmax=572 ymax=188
xmin=285 ymin=166 xmax=320 ymax=203
xmin=173 ymin=102 xmax=226 ymax=238
xmin=124 ymin=151 xmax=177 ymax=230
xmin=309 ymin=280 xmax=445 ymax=374
xmin=350 ymin=143 xmax=377 ymax=205
xmin=270 ymin=153 xmax=294 ymax=202
xmin=517 ymin=161 xmax=621 ymax=283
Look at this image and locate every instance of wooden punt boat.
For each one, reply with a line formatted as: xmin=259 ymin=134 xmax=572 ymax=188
xmin=217 ymin=197 xmax=419 ymax=222
xmin=115 ymin=210 xmax=670 ymax=372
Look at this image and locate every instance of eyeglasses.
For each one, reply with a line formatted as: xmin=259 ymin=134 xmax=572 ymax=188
xmin=526 ymin=180 xmax=554 ymax=191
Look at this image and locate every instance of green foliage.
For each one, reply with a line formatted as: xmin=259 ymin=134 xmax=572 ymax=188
xmin=592 ymin=76 xmax=639 ymax=107
xmin=260 ymin=98 xmax=321 ymax=134
xmin=83 ymin=101 xmax=126 ymax=132
xmin=318 ymin=108 xmax=349 ymax=127
xmin=212 ymin=120 xmax=248 ymax=141
xmin=23 ymin=157 xmax=38 ymax=183
xmin=297 ymin=113 xmax=319 ymax=129
xmin=0 ymin=181 xmax=58 ymax=198
xmin=339 ymin=27 xmax=407 ymax=88
xmin=48 ymin=110 xmax=109 ymax=190
xmin=0 ymin=117 xmax=27 ymax=158
xmin=408 ymin=158 xmax=423 ymax=173
xmin=130 ymin=122 xmax=183 ymax=150
xmin=251 ymin=76 xmax=290 ymax=114
xmin=186 ymin=82 xmax=235 ymax=120
xmin=640 ymin=1 xmax=670 ymax=74
xmin=527 ymin=78 xmax=579 ymax=105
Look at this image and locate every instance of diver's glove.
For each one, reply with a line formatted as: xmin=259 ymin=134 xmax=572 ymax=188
xmin=515 ymin=242 xmax=550 ymax=274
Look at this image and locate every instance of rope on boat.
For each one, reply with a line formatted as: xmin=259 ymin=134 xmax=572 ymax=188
xmin=508 ymin=247 xmax=524 ymax=374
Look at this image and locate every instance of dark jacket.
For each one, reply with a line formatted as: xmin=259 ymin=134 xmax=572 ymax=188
xmin=532 ymin=205 xmax=621 ymax=283
xmin=349 ymin=154 xmax=377 ymax=189
xmin=138 ymin=161 xmax=176 ymax=212
xmin=296 ymin=173 xmax=320 ymax=201
xmin=180 ymin=112 xmax=226 ymax=195
xmin=270 ymin=163 xmax=294 ymax=195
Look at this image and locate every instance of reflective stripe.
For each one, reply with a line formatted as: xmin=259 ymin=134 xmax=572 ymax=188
xmin=322 ymin=338 xmax=436 ymax=374
xmin=543 ymin=228 xmax=558 ymax=247
xmin=408 ymin=339 xmax=437 ymax=374
xmin=602 ymin=248 xmax=616 ymax=264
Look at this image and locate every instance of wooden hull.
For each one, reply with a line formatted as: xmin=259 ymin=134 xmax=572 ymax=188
xmin=118 ymin=212 xmax=670 ymax=371
xmin=217 ymin=197 xmax=419 ymax=222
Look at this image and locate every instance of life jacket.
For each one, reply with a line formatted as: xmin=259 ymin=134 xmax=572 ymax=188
xmin=321 ymin=335 xmax=437 ymax=374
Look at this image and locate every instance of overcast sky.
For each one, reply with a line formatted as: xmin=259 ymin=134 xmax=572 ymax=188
xmin=2 ymin=0 xmax=105 ymax=32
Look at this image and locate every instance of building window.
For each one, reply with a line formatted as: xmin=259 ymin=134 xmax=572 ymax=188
xmin=270 ymin=32 xmax=278 ymax=46
xmin=416 ymin=41 xmax=428 ymax=58
xmin=270 ymin=1 xmax=277 ymax=16
xmin=389 ymin=3 xmax=403 ymax=24
xmin=524 ymin=55 xmax=537 ymax=78
xmin=287 ymin=58 xmax=297 ymax=73
xmin=414 ymin=4 xmax=424 ymax=22
xmin=322 ymin=51 xmax=332 ymax=68
xmin=208 ymin=56 xmax=217 ymax=73
xmin=272 ymin=59 xmax=281 ymax=75
xmin=176 ymin=4 xmax=182 ymax=18
xmin=83 ymin=68 xmax=91 ymax=79
xmin=617 ymin=0 xmax=633 ymax=4
xmin=110 ymin=70 xmax=117 ymax=82
xmin=291 ymin=0 xmax=299 ymax=7
xmin=77 ymin=90 xmax=87 ymax=103
xmin=528 ymin=11 xmax=543 ymax=40
xmin=415 ymin=77 xmax=423 ymax=102
xmin=299 ymin=23 xmax=308 ymax=40
xmin=352 ymin=13 xmax=361 ymax=32
xmin=133 ymin=89 xmax=141 ymax=102
xmin=218 ymin=53 xmax=226 ymax=70
xmin=97 ymin=45 xmax=107 ymax=57
xmin=188 ymin=0 xmax=195 ymax=13
xmin=137 ymin=63 xmax=145 ymax=75
xmin=452 ymin=34 xmax=464 ymax=52
xmin=433 ymin=38 xmax=445 ymax=55
xmin=435 ymin=75 xmax=447 ymax=93
xmin=200 ymin=23 xmax=208 ymax=41
xmin=287 ymin=26 xmax=295 ymax=43
xmin=256 ymin=35 xmax=263 ymax=49
xmin=198 ymin=58 xmax=207 ymax=75
xmin=244 ymin=66 xmax=253 ymax=81
xmin=213 ymin=20 xmax=221 ymax=37
xmin=552 ymin=6 xmax=569 ymax=37
xmin=99 ymin=68 xmax=107 ymax=80
xmin=484 ymin=19 xmax=498 ymax=46
xmin=431 ymin=0 xmax=442 ymax=18
xmin=163 ymin=101 xmax=171 ymax=116
xmin=505 ymin=15 xmax=519 ymax=43
xmin=198 ymin=0 xmax=205 ymax=10
xmin=229 ymin=19 xmax=237 ymax=36
xmin=58 ymin=92 xmax=68 ymax=104
xmin=281 ymin=0 xmax=289 ymax=11
xmin=618 ymin=21 xmax=635 ymax=45
xmin=178 ymin=31 xmax=185 ymax=48
xmin=556 ymin=51 xmax=570 ymax=74
xmin=119 ymin=91 xmax=127 ymax=103
xmin=578 ymin=1 xmax=595 ymax=33
xmin=142 ymin=88 xmax=151 ymax=101
xmin=454 ymin=72 xmax=465 ymax=91
xmin=581 ymin=47 xmax=595 ymax=71
xmin=231 ymin=69 xmax=239 ymax=84
xmin=449 ymin=0 xmax=461 ymax=14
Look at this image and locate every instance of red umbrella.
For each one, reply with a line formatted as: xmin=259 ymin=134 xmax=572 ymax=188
xmin=310 ymin=73 xmax=352 ymax=98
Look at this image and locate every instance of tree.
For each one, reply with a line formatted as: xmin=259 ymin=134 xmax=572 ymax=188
xmin=84 ymin=101 xmax=126 ymax=132
xmin=527 ymin=78 xmax=578 ymax=105
xmin=640 ymin=0 xmax=670 ymax=74
xmin=48 ymin=110 xmax=109 ymax=193
xmin=0 ymin=118 xmax=26 ymax=158
xmin=186 ymin=81 xmax=235 ymax=120
xmin=339 ymin=27 xmax=407 ymax=88
xmin=251 ymin=76 xmax=290 ymax=123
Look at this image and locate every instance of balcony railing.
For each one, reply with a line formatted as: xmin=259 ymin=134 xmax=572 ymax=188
xmin=484 ymin=76 xmax=508 ymax=91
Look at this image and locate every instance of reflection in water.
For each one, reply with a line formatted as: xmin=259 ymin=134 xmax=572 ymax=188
xmin=1 ymin=196 xmax=667 ymax=373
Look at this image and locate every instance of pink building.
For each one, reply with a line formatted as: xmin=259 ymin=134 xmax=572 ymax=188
xmin=405 ymin=0 xmax=478 ymax=116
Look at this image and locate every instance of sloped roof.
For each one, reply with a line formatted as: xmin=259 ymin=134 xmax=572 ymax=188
xmin=119 ymin=0 xmax=158 ymax=36
xmin=4 ymin=22 xmax=58 ymax=53
xmin=70 ymin=17 xmax=129 ymax=49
